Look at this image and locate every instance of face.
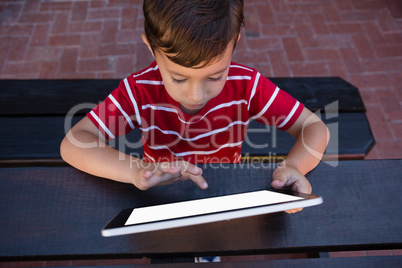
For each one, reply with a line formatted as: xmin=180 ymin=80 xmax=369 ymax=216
xmin=143 ymin=35 xmax=234 ymax=115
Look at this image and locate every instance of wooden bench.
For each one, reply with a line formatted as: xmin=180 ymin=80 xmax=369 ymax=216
xmin=0 ymin=77 xmax=374 ymax=165
xmin=2 ymin=257 xmax=402 ymax=267
xmin=0 ymin=160 xmax=401 ymax=265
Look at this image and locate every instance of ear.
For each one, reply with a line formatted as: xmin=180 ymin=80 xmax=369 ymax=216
xmin=142 ymin=33 xmax=155 ymax=57
xmin=237 ymin=31 xmax=242 ymax=42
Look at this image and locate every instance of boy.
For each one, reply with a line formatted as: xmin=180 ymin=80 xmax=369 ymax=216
xmin=61 ymin=0 xmax=329 ymax=213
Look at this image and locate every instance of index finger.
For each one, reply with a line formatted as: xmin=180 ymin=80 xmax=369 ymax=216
xmin=182 ymin=172 xmax=208 ymax=190
xmin=174 ymin=161 xmax=202 ymax=176
xmin=292 ymin=178 xmax=312 ymax=195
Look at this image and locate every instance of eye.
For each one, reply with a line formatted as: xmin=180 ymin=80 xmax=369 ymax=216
xmin=172 ymin=78 xmax=187 ymax=84
xmin=208 ymin=76 xmax=223 ymax=82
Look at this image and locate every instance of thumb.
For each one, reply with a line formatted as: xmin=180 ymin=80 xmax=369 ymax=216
xmin=271 ymin=176 xmax=286 ymax=189
xmin=140 ymin=169 xmax=153 ymax=180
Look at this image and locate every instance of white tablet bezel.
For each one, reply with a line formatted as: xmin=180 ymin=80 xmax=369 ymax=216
xmin=101 ymin=189 xmax=322 ymax=237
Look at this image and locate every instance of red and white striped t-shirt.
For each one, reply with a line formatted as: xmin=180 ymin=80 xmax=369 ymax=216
xmin=87 ymin=61 xmax=304 ymax=164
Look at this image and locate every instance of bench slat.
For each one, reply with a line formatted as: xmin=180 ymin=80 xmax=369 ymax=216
xmin=270 ymin=77 xmax=365 ymax=113
xmin=0 ymin=77 xmax=364 ymax=116
xmin=0 ymin=79 xmax=118 ymax=116
xmin=199 ymin=257 xmax=402 ymax=268
xmin=0 ymin=113 xmax=374 ymax=161
xmin=115 ymin=257 xmax=402 ymax=268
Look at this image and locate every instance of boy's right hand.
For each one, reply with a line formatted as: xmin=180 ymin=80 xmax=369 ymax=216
xmin=134 ymin=160 xmax=208 ymax=190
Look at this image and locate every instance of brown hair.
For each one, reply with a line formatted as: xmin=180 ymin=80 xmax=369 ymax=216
xmin=143 ymin=0 xmax=244 ymax=68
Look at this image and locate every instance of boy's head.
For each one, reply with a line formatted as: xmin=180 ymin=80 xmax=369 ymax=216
xmin=143 ymin=0 xmax=244 ymax=68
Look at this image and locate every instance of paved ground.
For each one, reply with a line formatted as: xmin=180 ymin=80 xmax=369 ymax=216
xmin=1 ymin=0 xmax=401 ymax=159
xmin=0 ymin=0 xmax=401 ymax=266
xmin=1 ymin=0 xmax=401 ymax=160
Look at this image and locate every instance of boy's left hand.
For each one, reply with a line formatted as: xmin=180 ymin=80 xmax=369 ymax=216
xmin=271 ymin=162 xmax=312 ymax=214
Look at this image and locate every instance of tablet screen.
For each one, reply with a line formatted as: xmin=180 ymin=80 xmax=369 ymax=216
xmin=125 ymin=190 xmax=302 ymax=226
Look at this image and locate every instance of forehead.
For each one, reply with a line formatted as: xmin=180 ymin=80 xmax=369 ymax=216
xmin=155 ymin=43 xmax=234 ymax=77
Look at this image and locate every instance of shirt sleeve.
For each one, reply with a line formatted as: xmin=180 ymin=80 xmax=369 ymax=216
xmin=248 ymin=73 xmax=304 ymax=131
xmin=86 ymin=77 xmax=141 ymax=141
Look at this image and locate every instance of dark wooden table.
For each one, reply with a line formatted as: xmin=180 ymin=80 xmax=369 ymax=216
xmin=0 ymin=159 xmax=401 ymax=262
xmin=78 ymin=256 xmax=402 ymax=267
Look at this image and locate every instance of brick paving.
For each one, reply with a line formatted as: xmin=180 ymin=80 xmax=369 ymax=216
xmin=1 ymin=0 xmax=401 ymax=159
xmin=0 ymin=0 xmax=401 ymax=159
xmin=0 ymin=0 xmax=401 ymax=265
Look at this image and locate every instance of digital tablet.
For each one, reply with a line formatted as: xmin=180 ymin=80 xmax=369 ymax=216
xmin=102 ymin=189 xmax=322 ymax=237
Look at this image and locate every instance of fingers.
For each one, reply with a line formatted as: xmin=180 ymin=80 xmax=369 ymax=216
xmin=183 ymin=172 xmax=208 ymax=189
xmin=293 ymin=179 xmax=312 ymax=195
xmin=272 ymin=175 xmax=305 ymax=213
xmin=177 ymin=164 xmax=208 ymax=189
xmin=141 ymin=162 xmax=181 ymax=177
xmin=173 ymin=161 xmax=202 ymax=175
xmin=271 ymin=170 xmax=290 ymax=190
xmin=272 ymin=165 xmax=312 ymax=194
xmin=137 ymin=169 xmax=154 ymax=190
xmin=137 ymin=161 xmax=207 ymax=190
xmin=141 ymin=169 xmax=153 ymax=179
xmin=272 ymin=175 xmax=311 ymax=194
xmin=137 ymin=163 xmax=181 ymax=190
xmin=158 ymin=164 xmax=181 ymax=176
xmin=271 ymin=164 xmax=311 ymax=214
xmin=285 ymin=208 xmax=303 ymax=214
xmin=271 ymin=177 xmax=285 ymax=189
xmin=271 ymin=164 xmax=287 ymax=189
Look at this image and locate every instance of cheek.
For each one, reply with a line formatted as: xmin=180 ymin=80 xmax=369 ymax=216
xmin=210 ymin=81 xmax=226 ymax=97
xmin=164 ymin=83 xmax=181 ymax=101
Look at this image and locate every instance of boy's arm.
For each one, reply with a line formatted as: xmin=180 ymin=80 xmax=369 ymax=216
xmin=271 ymin=107 xmax=329 ymax=212
xmin=60 ymin=117 xmax=207 ymax=190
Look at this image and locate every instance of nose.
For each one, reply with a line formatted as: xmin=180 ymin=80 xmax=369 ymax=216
xmin=186 ymin=83 xmax=206 ymax=103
